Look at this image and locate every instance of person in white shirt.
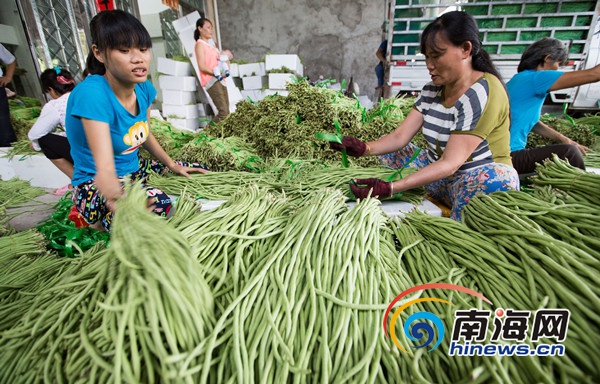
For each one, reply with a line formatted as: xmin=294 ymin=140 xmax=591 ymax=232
xmin=28 ymin=67 xmax=75 ymax=194
xmin=0 ymin=43 xmax=17 ymax=147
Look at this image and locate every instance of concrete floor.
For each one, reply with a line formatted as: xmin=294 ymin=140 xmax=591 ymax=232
xmin=5 ymin=188 xmax=63 ymax=232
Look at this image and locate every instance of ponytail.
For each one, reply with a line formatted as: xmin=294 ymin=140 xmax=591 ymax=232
xmin=40 ymin=67 xmax=76 ymax=94
xmin=194 ymin=28 xmax=200 ymax=41
xmin=86 ymin=50 xmax=105 ymax=75
xmin=472 ymin=48 xmax=504 ymax=84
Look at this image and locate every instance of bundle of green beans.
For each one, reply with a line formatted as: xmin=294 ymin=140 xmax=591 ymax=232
xmin=177 ymin=134 xmax=263 ymax=172
xmin=0 ymin=177 xmax=46 ymax=207
xmin=403 ymin=210 xmax=596 ymax=382
xmin=179 ymin=188 xmax=418 ymax=382
xmin=531 ymin=155 xmax=600 ymax=206
xmin=461 ymin=198 xmax=599 ymax=381
xmin=584 ymin=151 xmax=600 ymax=168
xmin=526 ymin=114 xmax=598 ymax=149
xmin=0 ymin=186 xmax=216 ymax=383
xmin=147 ymin=170 xmax=283 ymax=200
xmin=389 ymin=217 xmax=523 ymax=383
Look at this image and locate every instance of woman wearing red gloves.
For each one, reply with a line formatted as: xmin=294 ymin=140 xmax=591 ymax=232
xmin=331 ymin=11 xmax=519 ymax=221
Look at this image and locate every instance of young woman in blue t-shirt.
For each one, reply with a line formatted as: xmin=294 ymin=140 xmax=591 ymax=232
xmin=66 ymin=10 xmax=207 ymax=231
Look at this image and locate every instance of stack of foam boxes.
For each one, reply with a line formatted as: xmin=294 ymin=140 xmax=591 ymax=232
xmin=170 ymin=11 xmax=216 ymax=126
xmin=265 ymin=54 xmax=303 ymax=97
xmin=237 ymin=62 xmax=267 ymax=102
xmin=157 ymin=57 xmax=205 ymax=132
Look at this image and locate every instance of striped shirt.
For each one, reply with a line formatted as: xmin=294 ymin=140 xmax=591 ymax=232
xmin=414 ymin=72 xmax=512 ymax=170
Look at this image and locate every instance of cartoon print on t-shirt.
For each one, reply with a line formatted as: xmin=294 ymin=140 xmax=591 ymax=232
xmin=122 ymin=121 xmax=149 ymax=154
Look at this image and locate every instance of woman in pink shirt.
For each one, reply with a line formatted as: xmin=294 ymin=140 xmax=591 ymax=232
xmin=194 ymin=17 xmax=230 ymax=123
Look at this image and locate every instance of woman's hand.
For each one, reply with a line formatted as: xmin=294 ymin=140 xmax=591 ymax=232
xmin=350 ymin=178 xmax=392 ymax=199
xmin=565 ymin=139 xmax=590 ymax=156
xmin=169 ymin=163 xmax=209 ymax=177
xmin=330 ymin=136 xmax=368 ymax=157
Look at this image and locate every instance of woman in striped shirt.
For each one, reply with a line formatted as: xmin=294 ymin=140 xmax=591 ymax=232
xmin=331 ymin=11 xmax=519 ymax=221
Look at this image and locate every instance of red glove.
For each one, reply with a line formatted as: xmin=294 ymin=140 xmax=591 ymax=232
xmin=350 ymin=178 xmax=392 ymax=199
xmin=329 ymin=136 xmax=367 ymax=157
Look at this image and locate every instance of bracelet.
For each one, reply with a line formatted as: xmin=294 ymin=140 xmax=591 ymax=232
xmin=365 ymin=143 xmax=371 ymax=156
xmin=389 ymin=182 xmax=394 ymax=197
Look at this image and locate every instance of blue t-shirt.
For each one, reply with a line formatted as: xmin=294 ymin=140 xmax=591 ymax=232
xmin=506 ymin=69 xmax=563 ymax=151
xmin=66 ymin=75 xmax=157 ymax=185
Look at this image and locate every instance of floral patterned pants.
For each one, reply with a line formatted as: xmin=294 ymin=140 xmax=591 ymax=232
xmin=379 ymin=143 xmax=520 ymax=221
xmin=72 ymin=159 xmax=207 ymax=231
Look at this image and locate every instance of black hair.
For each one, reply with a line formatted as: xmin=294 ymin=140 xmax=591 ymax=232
xmin=517 ymin=38 xmax=568 ymax=72
xmin=40 ymin=67 xmax=75 ymax=94
xmin=194 ymin=17 xmax=212 ymax=41
xmin=86 ymin=9 xmax=152 ymax=75
xmin=420 ymin=11 xmax=503 ymax=82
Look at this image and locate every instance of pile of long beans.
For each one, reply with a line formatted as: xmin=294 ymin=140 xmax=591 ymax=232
xmin=531 ymin=155 xmax=600 ymax=206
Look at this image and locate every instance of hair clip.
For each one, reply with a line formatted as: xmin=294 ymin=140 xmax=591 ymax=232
xmin=56 ymin=75 xmax=73 ymax=85
xmin=54 ymin=66 xmax=61 ymax=75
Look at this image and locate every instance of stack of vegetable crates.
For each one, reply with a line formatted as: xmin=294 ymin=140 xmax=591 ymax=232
xmin=386 ymin=0 xmax=599 ymax=94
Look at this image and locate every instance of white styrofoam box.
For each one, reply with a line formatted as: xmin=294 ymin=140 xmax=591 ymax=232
xmin=167 ymin=117 xmax=199 ymax=132
xmin=264 ymin=89 xmax=289 ymax=97
xmin=158 ymin=75 xmax=198 ymax=92
xmin=357 ymin=95 xmax=374 ymax=110
xmin=240 ymin=90 xmax=266 ymax=102
xmin=186 ymin=11 xmax=201 ymax=27
xmin=265 ymin=54 xmax=304 ymax=77
xmin=238 ymin=62 xmax=266 ymax=78
xmin=588 ymin=167 xmax=600 ymax=175
xmin=242 ymin=75 xmax=267 ymax=90
xmin=172 ymin=11 xmax=200 ymax=33
xmin=157 ymin=57 xmax=193 ymax=77
xmin=177 ymin=26 xmax=197 ymax=56
xmin=229 ymin=63 xmax=239 ymax=77
xmin=162 ymin=90 xmax=196 ymax=105
xmin=197 ymin=103 xmax=208 ymax=116
xmin=150 ymin=109 xmax=165 ymax=120
xmin=162 ymin=103 xmax=199 ymax=119
xmin=0 ymin=148 xmax=70 ymax=189
xmin=198 ymin=120 xmax=211 ymax=128
xmin=345 ymin=199 xmax=442 ymax=218
xmin=268 ymin=73 xmax=297 ymax=90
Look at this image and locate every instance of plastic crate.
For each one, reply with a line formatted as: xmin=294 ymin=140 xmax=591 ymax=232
xmin=555 ymin=30 xmax=586 ymax=40
xmin=500 ymin=45 xmax=529 ymax=55
xmin=505 ymin=17 xmax=537 ymax=29
xmin=524 ymin=3 xmax=558 ymax=14
xmin=464 ymin=5 xmax=489 ymax=15
xmin=491 ymin=4 xmax=522 ymax=15
xmin=540 ymin=16 xmax=575 ymax=28
xmin=575 ymin=16 xmax=593 ymax=27
xmin=519 ymin=31 xmax=551 ymax=41
xmin=479 ymin=18 xmax=504 ymax=28
xmin=393 ymin=34 xmax=420 ymax=43
xmin=487 ymin=32 xmax=517 ymax=42
xmin=560 ymin=2 xmax=596 ymax=12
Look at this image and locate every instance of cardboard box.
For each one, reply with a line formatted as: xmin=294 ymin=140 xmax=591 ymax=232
xmin=265 ymin=54 xmax=303 ymax=77
xmin=242 ymin=75 xmax=267 ymax=90
xmin=268 ymin=73 xmax=297 ymax=90
xmin=162 ymin=90 xmax=196 ymax=105
xmin=158 ymin=75 xmax=198 ymax=92
xmin=162 ymin=103 xmax=199 ymax=119
xmin=157 ymin=57 xmax=193 ymax=77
